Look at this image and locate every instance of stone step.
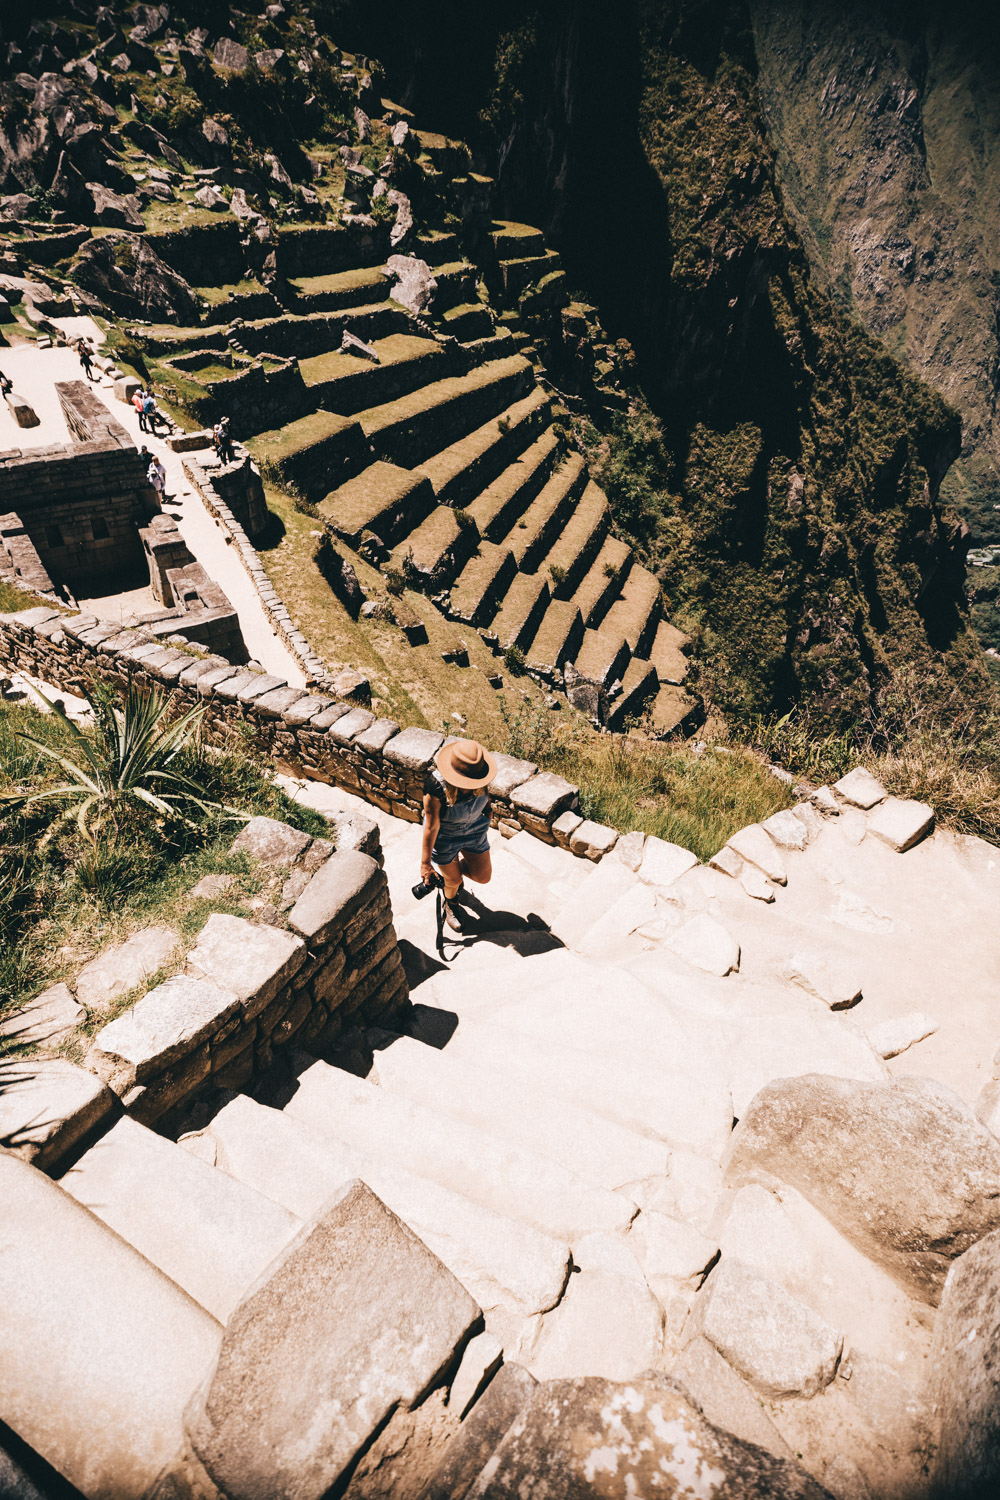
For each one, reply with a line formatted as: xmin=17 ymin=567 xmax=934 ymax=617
xmin=491 ymin=569 xmax=551 ymax=652
xmin=370 ymin=1033 xmax=669 ymax=1189
xmin=520 ymin=269 xmax=570 ymax=317
xmin=360 ymin=355 xmax=534 ymax=467
xmin=506 ymin=452 xmax=588 ymax=569
xmin=601 ymin=563 xmax=663 ymax=656
xmin=449 ymin=541 xmax=518 ymax=625
xmin=299 ymin=333 xmax=450 ymax=415
xmin=416 ymin=229 xmax=462 ymax=261
xmin=648 ymin=682 xmax=698 ymax=736
xmin=390 ymin=502 xmax=480 ymax=584
xmin=462 ymin=329 xmax=517 ymax=365
xmin=288 ymin=265 xmax=391 ymax=311
xmin=490 ymin=221 xmax=546 ymax=258
xmin=649 ymin=619 xmax=691 ymax=685
xmin=571 ymin=535 xmax=633 ymax=627
xmin=318 ymin=460 xmax=437 ymax=548
xmin=441 ymin=302 xmax=494 ymax=340
xmin=181 ymin=1091 xmax=570 ymax=1320
xmin=467 ymin=427 xmax=560 ymax=541
xmin=571 ymin=626 xmax=631 ymax=687
xmin=428 ymin=259 xmax=479 ymax=312
xmin=524 ymin=598 xmax=585 ymax=677
xmin=59 ymin=1114 xmax=300 ymax=1323
xmin=0 ymin=1152 xmax=222 ymax=1500
xmin=500 ymin=250 xmax=561 ymax=300
xmin=418 ymin=1009 xmax=733 ymax=1157
xmin=274 ymin=1052 xmax=637 ymax=1242
xmin=542 ymin=480 xmax=611 ymax=597
xmin=247 ymin=408 xmax=369 ymax=503
xmin=415 ymin=386 xmax=552 ymax=508
xmin=607 ymin=656 xmax=659 ymax=729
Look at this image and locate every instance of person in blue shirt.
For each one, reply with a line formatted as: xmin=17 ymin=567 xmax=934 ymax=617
xmin=420 ymin=738 xmax=497 ymax=931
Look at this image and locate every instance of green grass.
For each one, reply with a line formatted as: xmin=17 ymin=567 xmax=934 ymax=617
xmin=0 ymin=696 xmax=330 ymax=1045
xmin=195 ymin=280 xmax=266 ymax=306
xmin=0 ymin=581 xmax=60 ymax=614
xmin=498 ymin=697 xmax=792 ymax=860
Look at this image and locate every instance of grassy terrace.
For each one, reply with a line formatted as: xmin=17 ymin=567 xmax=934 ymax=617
xmin=0 ymin=692 xmax=329 ymax=1045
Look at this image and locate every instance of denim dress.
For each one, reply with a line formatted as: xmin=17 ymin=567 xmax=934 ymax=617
xmin=427 ymin=774 xmax=491 ymax=865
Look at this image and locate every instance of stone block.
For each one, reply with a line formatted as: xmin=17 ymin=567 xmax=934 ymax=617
xmin=254 ymin=686 xmax=308 ymax=719
xmin=929 ymin=1226 xmax=1000 ymax=1499
xmin=186 ymin=1180 xmax=479 ymax=1500
xmin=865 ymin=1010 xmax=938 ymax=1059
xmin=488 ymin=753 xmax=538 ymax=799
xmin=671 ymin=1337 xmax=793 ymax=1461
xmin=740 ymin=865 xmax=774 ymax=902
xmin=0 ymin=982 xmax=83 ymax=1052
xmin=185 ymin=914 xmax=306 ymax=1020
xmin=511 ymin=771 xmax=577 ymax=819
xmin=612 ymin=829 xmax=645 ymax=871
xmin=834 ymin=766 xmax=887 ymax=809
xmin=669 ymin=913 xmax=740 ymax=976
xmin=637 ymin=836 xmax=699 ymax=888
xmin=230 ymin=815 xmax=312 ymax=868
xmin=629 ymin=1210 xmax=719 ymax=1291
xmin=866 ymin=796 xmax=934 ymax=852
xmin=781 ymin=951 xmax=862 ymax=1009
xmin=0 ymin=1153 xmax=223 ymax=1500
xmin=311 ymin=701 xmax=352 ymax=730
xmin=425 ymin=1363 xmax=537 ymax=1500
xmin=569 ymin=819 xmax=618 ymax=861
xmin=726 ymin=823 xmax=787 ymax=884
xmin=353 ymin=718 xmax=400 ymax=753
xmin=383 ymin=726 xmax=444 ymax=771
xmin=762 ymin=808 xmax=809 ymax=850
xmin=550 ymin=809 xmax=582 ymax=847
xmin=288 ymin=850 xmax=384 ymax=945
xmin=696 ymin=1258 xmax=843 ymax=1399
xmin=74 ymin=925 xmax=181 ymax=1014
xmin=327 ymin=706 xmax=376 ymax=743
xmin=0 ymin=1058 xmax=116 ymax=1172
xmin=282 ymin=694 xmax=335 ymax=726
xmin=528 ymin=1267 xmax=665 ymax=1383
xmin=89 ymin=976 xmax=240 ymax=1091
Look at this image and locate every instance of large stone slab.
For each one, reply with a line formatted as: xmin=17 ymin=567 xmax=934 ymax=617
xmin=383 ymin=726 xmax=444 ymax=771
xmin=464 ymin=1372 xmax=832 ymax=1498
xmin=637 ymin=835 xmax=699 ymax=888
xmin=230 ymin=815 xmax=312 ymax=868
xmin=930 ymin=1226 xmax=1000 ymax=1499
xmin=89 ymin=976 xmax=240 ymax=1091
xmin=671 ymin=1335 xmax=794 ymax=1460
xmin=834 ymin=767 xmax=886 ymax=809
xmin=74 ymin=925 xmax=181 ymax=1013
xmin=864 ymin=1010 xmax=938 ymax=1059
xmin=695 ymin=1257 xmax=843 ymax=1399
xmin=781 ymin=951 xmax=862 ymax=1010
xmin=0 ymin=982 xmax=83 ymax=1051
xmin=511 ymin=771 xmax=577 ymax=820
xmin=865 ymin=796 xmax=934 ymax=852
xmin=0 ymin=1059 xmax=116 ymax=1171
xmin=0 ymin=1153 xmax=222 ymax=1500
xmin=724 ymin=1074 xmax=1000 ymax=1304
xmin=61 ymin=1116 xmax=300 ymax=1324
xmin=528 ymin=1269 xmax=664 ymax=1383
xmin=186 ymin=1180 xmax=479 ymax=1500
xmin=287 ymin=850 xmax=383 ymax=944
xmin=668 ymin=913 xmax=740 ymax=976
xmin=762 ymin=808 xmax=810 ymax=849
xmin=185 ymin=914 xmax=305 ymax=1019
xmin=727 ymin=823 xmax=787 ymax=884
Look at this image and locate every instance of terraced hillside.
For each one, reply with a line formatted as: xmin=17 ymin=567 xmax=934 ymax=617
xmin=141 ymin=202 xmax=696 ymax=734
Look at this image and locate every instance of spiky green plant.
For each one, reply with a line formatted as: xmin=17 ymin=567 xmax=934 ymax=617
xmin=0 ymin=682 xmax=245 ymax=845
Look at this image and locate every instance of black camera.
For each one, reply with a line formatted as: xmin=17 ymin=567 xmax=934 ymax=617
xmin=411 ymin=872 xmax=443 ymax=900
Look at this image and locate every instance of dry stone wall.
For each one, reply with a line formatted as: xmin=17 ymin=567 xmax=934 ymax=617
xmin=0 ymin=604 xmax=590 ymax=847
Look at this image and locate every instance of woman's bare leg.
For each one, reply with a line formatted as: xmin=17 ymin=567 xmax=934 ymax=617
xmin=458 ymin=849 xmax=492 ymax=885
xmin=433 ymin=856 xmax=464 ymax=899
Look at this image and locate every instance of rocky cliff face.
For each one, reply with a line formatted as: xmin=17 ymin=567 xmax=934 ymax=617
xmin=750 ymin=0 xmax=1000 ymax=544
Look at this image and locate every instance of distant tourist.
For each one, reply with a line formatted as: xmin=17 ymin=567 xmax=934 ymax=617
xmin=77 ymin=341 xmax=96 ymax=382
xmin=133 ymin=386 xmax=148 ymax=432
xmin=143 ymin=390 xmax=165 ymax=434
xmin=148 ymin=456 xmax=167 ymax=501
xmin=0 ymin=369 xmax=11 ymax=397
xmin=213 ymin=415 xmax=234 ymax=464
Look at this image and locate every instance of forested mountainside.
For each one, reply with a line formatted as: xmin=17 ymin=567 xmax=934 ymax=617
xmin=1 ymin=0 xmax=994 ymax=729
xmin=322 ymin=0 xmax=994 ymax=726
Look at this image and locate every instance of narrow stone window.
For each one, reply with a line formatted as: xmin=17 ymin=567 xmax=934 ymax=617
xmin=45 ymin=525 xmax=63 ymax=548
xmin=91 ymin=517 xmax=110 ymax=540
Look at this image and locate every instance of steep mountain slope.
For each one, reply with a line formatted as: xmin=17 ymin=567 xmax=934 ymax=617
xmin=751 ymin=0 xmax=1000 ymax=546
xmin=346 ymin=0 xmax=991 ymax=728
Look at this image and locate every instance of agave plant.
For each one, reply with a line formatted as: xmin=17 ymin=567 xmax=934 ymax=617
xmin=0 ymin=681 xmax=245 ymax=845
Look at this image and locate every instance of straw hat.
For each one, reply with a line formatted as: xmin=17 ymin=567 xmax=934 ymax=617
xmin=435 ymin=738 xmax=497 ymax=790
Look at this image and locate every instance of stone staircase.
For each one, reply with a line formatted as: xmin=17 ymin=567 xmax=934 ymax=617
xmin=148 ymin=208 xmax=694 ymax=731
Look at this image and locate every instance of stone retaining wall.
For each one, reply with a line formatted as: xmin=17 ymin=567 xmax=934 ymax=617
xmin=0 ymin=604 xmax=593 ymax=849
xmin=88 ymin=847 xmax=406 ymax=1128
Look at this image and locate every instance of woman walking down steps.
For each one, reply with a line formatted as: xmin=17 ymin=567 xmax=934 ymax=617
xmin=420 ymin=738 xmax=497 ymax=934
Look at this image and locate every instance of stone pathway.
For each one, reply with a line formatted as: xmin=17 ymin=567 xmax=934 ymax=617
xmin=0 ymin=325 xmax=304 ymax=684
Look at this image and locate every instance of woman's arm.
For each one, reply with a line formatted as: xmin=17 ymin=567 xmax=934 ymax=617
xmin=420 ymin=793 xmax=440 ymax=883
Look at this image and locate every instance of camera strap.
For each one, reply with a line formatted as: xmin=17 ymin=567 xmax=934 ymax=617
xmin=434 ymin=888 xmax=462 ymax=963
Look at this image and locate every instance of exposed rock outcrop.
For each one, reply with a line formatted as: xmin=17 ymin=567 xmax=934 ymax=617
xmin=69 ymin=233 xmax=200 ymax=323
